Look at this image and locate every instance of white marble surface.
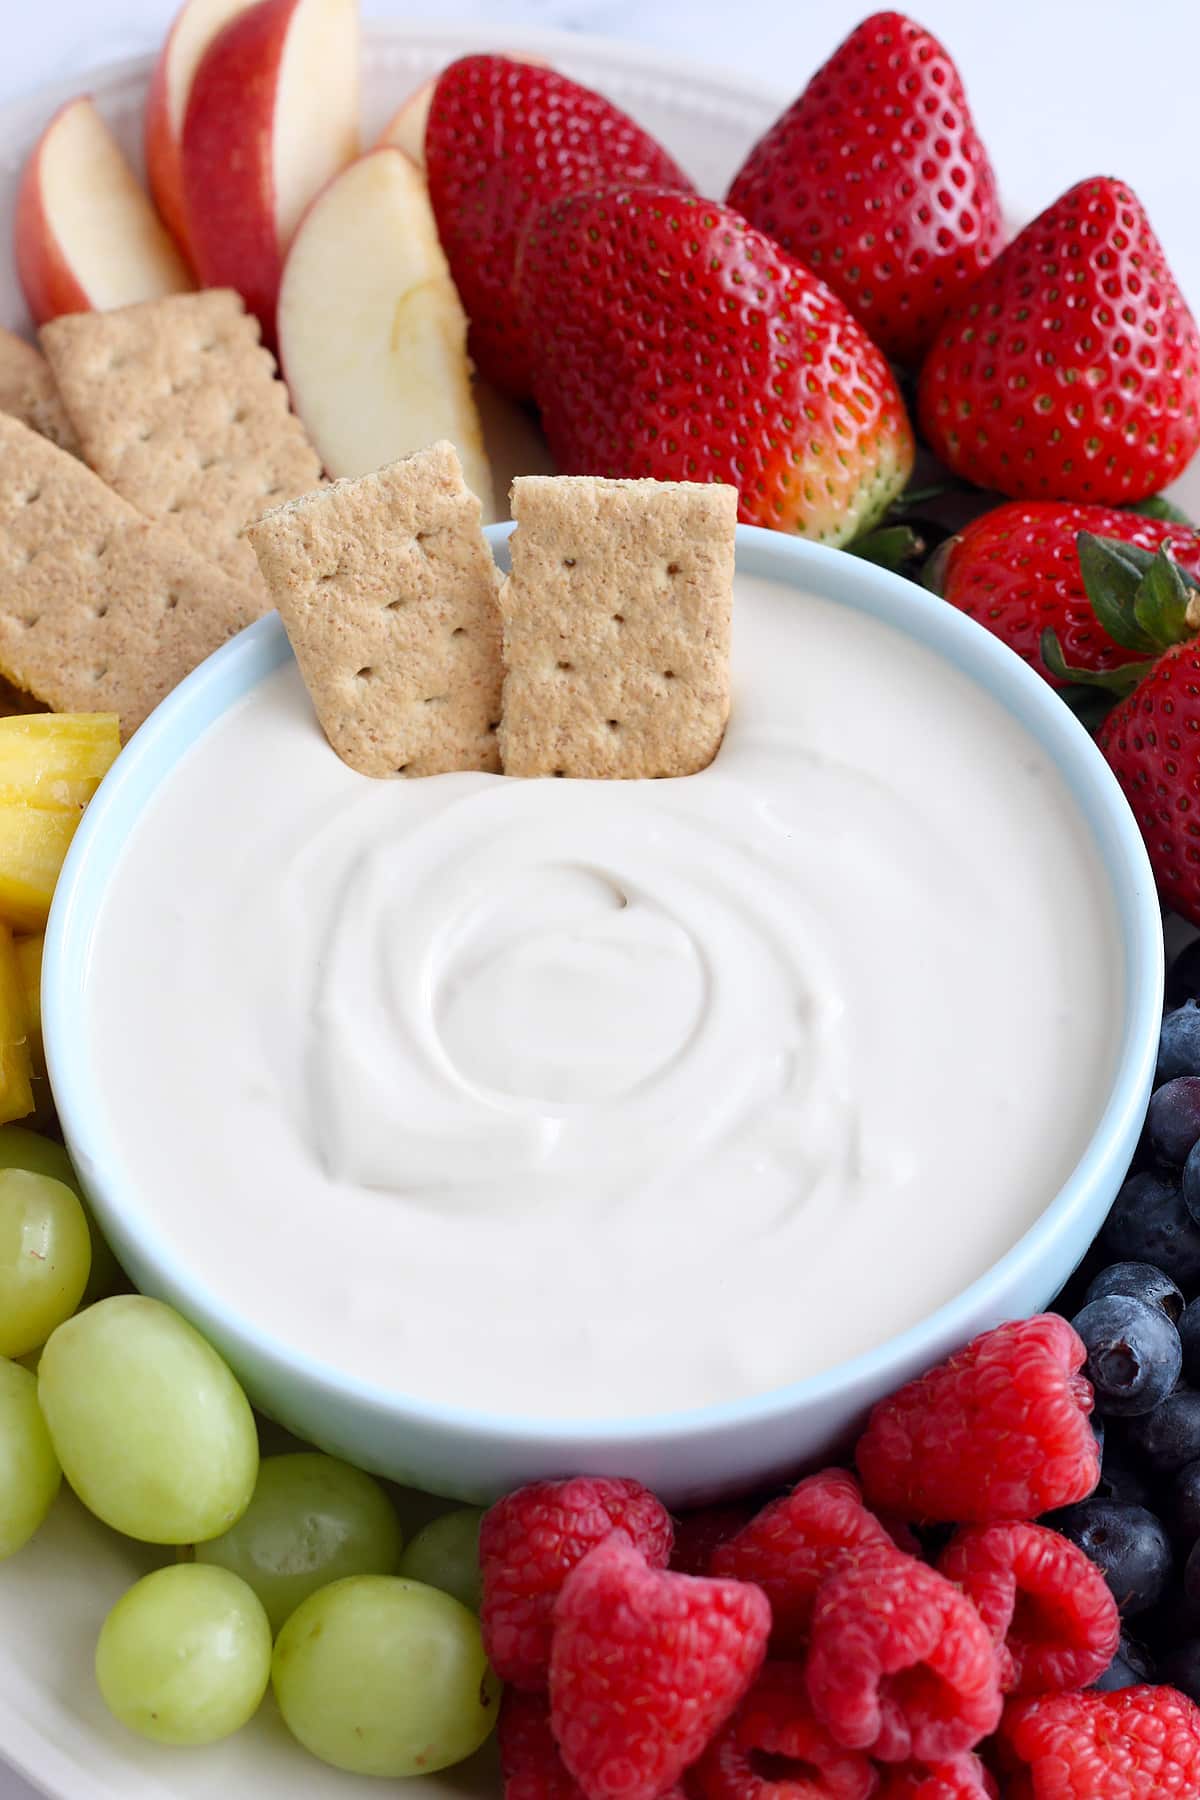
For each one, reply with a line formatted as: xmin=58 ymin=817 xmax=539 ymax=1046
xmin=1 ymin=1 xmax=1198 ymax=1795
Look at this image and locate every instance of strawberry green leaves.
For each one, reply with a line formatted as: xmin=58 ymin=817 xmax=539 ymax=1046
xmin=1043 ymin=534 xmax=1200 ymax=710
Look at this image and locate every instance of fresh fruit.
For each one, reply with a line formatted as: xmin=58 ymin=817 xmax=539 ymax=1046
xmin=277 ymin=147 xmax=494 ymax=512
xmin=0 ymin=1167 xmax=91 ymax=1357
xmin=549 ymin=1536 xmax=770 ymax=1800
xmin=16 ymin=97 xmax=192 ymax=326
xmin=0 ymin=1355 xmax=60 ymax=1558
xmin=518 ymin=188 xmax=914 ymax=546
xmin=378 ymin=56 xmax=550 ymax=170
xmin=0 ymin=714 xmax=121 ymax=811
xmin=498 ymin=1688 xmax=592 ymax=1800
xmin=937 ymin=1520 xmax=1119 ymax=1694
xmin=1181 ymin=1301 xmax=1200 ymax=1385
xmin=1148 ymin=1078 xmax=1200 ymax=1166
xmin=1092 ymin=1634 xmax=1155 ymax=1691
xmin=1171 ymin=938 xmax=1200 ymax=1006
xmin=1124 ymin=1388 xmax=1200 ymax=1472
xmin=144 ymin=0 xmax=259 ymax=262
xmin=1100 ymin=640 xmax=1200 ymax=927
xmin=479 ymin=1474 xmax=673 ymax=1689
xmin=710 ymin=1468 xmax=893 ymax=1653
xmin=726 ymin=12 xmax=1002 ymax=366
xmin=928 ymin=502 xmax=1200 ymax=687
xmin=181 ymin=0 xmax=359 ymax=331
xmin=37 ymin=1294 xmax=257 ymax=1543
xmin=669 ymin=1503 xmax=757 ymax=1578
xmin=95 ymin=1563 xmax=271 ymax=1745
xmin=918 ymin=177 xmax=1200 ymax=504
xmin=425 ymin=55 xmax=692 ymax=397
xmin=271 ymin=1574 xmax=500 ymax=1776
xmin=805 ymin=1546 xmax=1002 ymax=1762
xmin=1158 ymin=1640 xmax=1200 ymax=1706
xmin=1049 ymin=1499 xmax=1172 ymax=1616
xmin=0 ymin=926 xmax=32 ymax=1124
xmin=1160 ymin=1001 xmax=1200 ymax=1083
xmin=690 ymin=1662 xmax=876 ymax=1800
xmin=1101 ymin=1171 xmax=1200 ymax=1290
xmin=855 ymin=1315 xmax=1099 ymax=1523
xmin=996 ymin=1686 xmax=1200 ymax=1797
xmin=191 ymin=1451 xmax=402 ymax=1633
xmin=396 ymin=1506 xmax=483 ymax=1613
xmin=0 ymin=806 xmax=83 ymax=934
xmin=1170 ymin=1457 xmax=1200 ymax=1537
xmin=1070 ymin=1294 xmax=1182 ymax=1416
xmin=874 ymin=1756 xmax=997 ymax=1799
xmin=1084 ymin=1261 xmax=1185 ymax=1323
xmin=0 ymin=1125 xmax=119 ymax=1306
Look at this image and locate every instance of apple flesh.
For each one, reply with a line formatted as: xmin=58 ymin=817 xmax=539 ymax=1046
xmin=182 ymin=0 xmax=359 ymax=333
xmin=144 ymin=0 xmax=259 ymax=263
xmin=16 ymin=97 xmax=193 ymax=326
xmin=278 ymin=147 xmax=495 ymax=517
xmin=378 ymin=56 xmax=551 ymax=171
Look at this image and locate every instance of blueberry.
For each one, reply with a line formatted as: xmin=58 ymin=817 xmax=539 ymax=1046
xmin=1147 ymin=1078 xmax=1200 ymax=1166
xmin=1084 ymin=1261 xmax=1185 ymax=1324
xmin=1124 ymin=1389 xmax=1200 ymax=1473
xmin=1158 ymin=1640 xmax=1200 ymax=1703
xmin=1172 ymin=1462 xmax=1200 ymax=1543
xmin=1161 ymin=1002 xmax=1200 ymax=1083
xmin=1101 ymin=1172 xmax=1200 ymax=1291
xmin=1050 ymin=1498 xmax=1173 ymax=1615
xmin=1181 ymin=1300 xmax=1200 ymax=1385
xmin=1097 ymin=1452 xmax=1159 ymax=1512
xmin=1183 ymin=1142 xmax=1200 ymax=1227
xmin=1169 ymin=939 xmax=1200 ymax=1007
xmin=1092 ymin=1633 xmax=1156 ymax=1690
xmin=1092 ymin=1414 xmax=1106 ymax=1462
xmin=1071 ymin=1295 xmax=1183 ymax=1416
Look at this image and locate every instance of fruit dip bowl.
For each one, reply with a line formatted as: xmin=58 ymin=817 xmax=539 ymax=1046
xmin=43 ymin=522 xmax=1163 ymax=1507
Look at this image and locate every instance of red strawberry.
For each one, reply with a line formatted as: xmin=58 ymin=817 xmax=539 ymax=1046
xmin=727 ymin=12 xmax=1002 ymax=366
xmin=425 ymin=56 xmax=692 ymax=397
xmin=918 ymin=176 xmax=1200 ymax=504
xmin=1100 ymin=633 xmax=1200 ymax=925
xmin=516 ymin=187 xmax=914 ymax=545
xmin=929 ymin=500 xmax=1200 ymax=685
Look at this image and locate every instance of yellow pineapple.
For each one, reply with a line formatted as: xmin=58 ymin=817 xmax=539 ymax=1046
xmin=0 ymin=924 xmax=33 ymax=1124
xmin=0 ymin=806 xmax=87 ymax=933
xmin=0 ymin=714 xmax=120 ymax=809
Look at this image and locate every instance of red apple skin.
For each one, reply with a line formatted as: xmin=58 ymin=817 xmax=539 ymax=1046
xmin=181 ymin=0 xmax=295 ymax=334
xmin=16 ymin=102 xmax=92 ymax=325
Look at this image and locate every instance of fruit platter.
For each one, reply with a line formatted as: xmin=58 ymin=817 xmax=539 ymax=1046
xmin=4 ymin=5 xmax=1200 ymax=1799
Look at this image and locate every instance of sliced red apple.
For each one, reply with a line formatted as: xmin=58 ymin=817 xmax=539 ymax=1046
xmin=378 ymin=55 xmax=551 ymax=171
xmin=182 ymin=0 xmax=359 ymax=333
xmin=144 ymin=0 xmax=259 ymax=263
xmin=278 ymin=147 xmax=494 ymax=517
xmin=15 ymin=97 xmax=194 ymax=326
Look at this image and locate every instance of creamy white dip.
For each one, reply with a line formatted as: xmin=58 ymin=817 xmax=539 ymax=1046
xmin=86 ymin=571 xmax=1121 ymax=1419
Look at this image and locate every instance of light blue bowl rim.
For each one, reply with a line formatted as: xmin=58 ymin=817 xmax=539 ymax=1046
xmin=44 ymin=522 xmax=1164 ymax=1446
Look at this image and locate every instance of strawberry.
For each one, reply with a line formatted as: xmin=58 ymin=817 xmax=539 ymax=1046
xmin=929 ymin=499 xmax=1200 ymax=686
xmin=918 ymin=176 xmax=1200 ymax=504
xmin=727 ymin=12 xmax=1002 ymax=366
xmin=516 ymin=187 xmax=914 ymax=545
xmin=425 ymin=56 xmax=692 ymax=398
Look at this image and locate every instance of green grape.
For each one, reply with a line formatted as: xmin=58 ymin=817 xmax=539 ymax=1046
xmin=192 ymin=1452 xmax=403 ymax=1633
xmin=396 ymin=1507 xmax=483 ymax=1612
xmin=0 ymin=1168 xmax=91 ymax=1357
xmin=38 ymin=1295 xmax=258 ymax=1543
xmin=0 ymin=1355 xmax=60 ymax=1558
xmin=0 ymin=1125 xmax=121 ymax=1305
xmin=272 ymin=1575 xmax=500 ymax=1776
xmin=96 ymin=1563 xmax=271 ymax=1745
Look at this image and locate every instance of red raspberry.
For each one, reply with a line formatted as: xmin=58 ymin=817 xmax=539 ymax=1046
xmin=690 ymin=1663 xmax=876 ymax=1800
xmin=805 ymin=1547 xmax=1003 ymax=1763
xmin=874 ymin=1755 xmax=998 ymax=1799
xmin=937 ymin=1520 xmax=1119 ymax=1695
xmin=481 ymin=1476 xmax=674 ymax=1688
xmin=711 ymin=1470 xmax=894 ymax=1653
xmin=671 ymin=1503 xmax=758 ymax=1577
xmin=995 ymin=1686 xmax=1200 ymax=1798
xmin=549 ymin=1536 xmax=770 ymax=1800
xmin=855 ymin=1317 xmax=1099 ymax=1524
xmin=498 ymin=1691 xmax=690 ymax=1800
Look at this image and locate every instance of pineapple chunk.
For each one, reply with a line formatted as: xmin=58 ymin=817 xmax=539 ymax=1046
xmin=15 ymin=934 xmax=41 ymax=1043
xmin=0 ymin=807 xmax=83 ymax=932
xmin=0 ymin=924 xmax=33 ymax=1124
xmin=0 ymin=714 xmax=120 ymax=810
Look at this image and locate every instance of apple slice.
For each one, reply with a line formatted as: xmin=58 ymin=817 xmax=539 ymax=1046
xmin=378 ymin=56 xmax=551 ymax=171
xmin=182 ymin=0 xmax=359 ymax=332
xmin=278 ymin=147 xmax=495 ymax=517
xmin=15 ymin=98 xmax=193 ymax=326
xmin=144 ymin=0 xmax=259 ymax=262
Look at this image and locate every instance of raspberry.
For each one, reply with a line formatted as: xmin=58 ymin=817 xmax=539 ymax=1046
xmin=874 ymin=1755 xmax=998 ymax=1799
xmin=805 ymin=1547 xmax=1003 ymax=1763
xmin=480 ymin=1476 xmax=673 ymax=1688
xmin=499 ymin=1691 xmax=589 ymax=1800
xmin=995 ymin=1686 xmax=1200 ymax=1798
xmin=937 ymin=1520 xmax=1119 ymax=1695
xmin=549 ymin=1535 xmax=770 ymax=1800
xmin=690 ymin=1663 xmax=876 ymax=1800
xmin=671 ymin=1503 xmax=758 ymax=1577
xmin=855 ymin=1316 xmax=1099 ymax=1524
xmin=711 ymin=1470 xmax=893 ymax=1653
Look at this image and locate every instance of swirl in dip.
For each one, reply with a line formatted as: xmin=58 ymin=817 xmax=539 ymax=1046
xmin=85 ymin=567 xmax=1120 ymax=1420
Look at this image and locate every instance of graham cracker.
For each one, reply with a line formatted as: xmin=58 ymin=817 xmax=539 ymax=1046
xmin=246 ymin=441 xmax=503 ymax=778
xmin=498 ymin=476 xmax=736 ymax=778
xmin=40 ymin=290 xmax=320 ymax=593
xmin=0 ymin=326 xmax=79 ymax=455
xmin=0 ymin=415 xmax=263 ymax=738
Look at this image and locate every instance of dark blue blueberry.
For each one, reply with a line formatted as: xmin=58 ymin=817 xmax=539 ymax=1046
xmin=1092 ymin=1634 xmax=1156 ymax=1690
xmin=1124 ymin=1389 xmax=1200 ymax=1473
xmin=1158 ymin=1640 xmax=1200 ymax=1703
xmin=1169 ymin=939 xmax=1200 ymax=1008
xmin=1050 ymin=1498 xmax=1173 ymax=1615
xmin=1092 ymin=1414 xmax=1106 ymax=1461
xmin=1180 ymin=1300 xmax=1200 ymax=1386
xmin=1084 ymin=1261 xmax=1185 ymax=1324
xmin=1147 ymin=1078 xmax=1200 ymax=1167
xmin=1170 ymin=1461 xmax=1200 ymax=1544
xmin=1097 ymin=1452 xmax=1158 ymax=1512
xmin=1071 ymin=1295 xmax=1182 ymax=1416
xmin=1101 ymin=1172 xmax=1200 ymax=1291
xmin=1183 ymin=1140 xmax=1200 ymax=1227
xmin=1185 ymin=1540 xmax=1200 ymax=1612
xmin=1161 ymin=1002 xmax=1200 ymax=1083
